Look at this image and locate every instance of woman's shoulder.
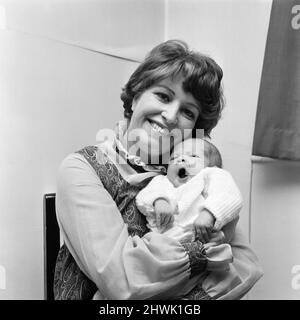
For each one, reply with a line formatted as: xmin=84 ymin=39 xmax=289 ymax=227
xmin=57 ymin=143 xmax=121 ymax=200
xmin=57 ymin=143 xmax=112 ymax=183
xmin=60 ymin=143 xmax=110 ymax=167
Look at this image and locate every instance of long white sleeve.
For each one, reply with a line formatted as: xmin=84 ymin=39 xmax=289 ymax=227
xmin=201 ymin=167 xmax=243 ymax=231
xmin=135 ymin=175 xmax=178 ymax=229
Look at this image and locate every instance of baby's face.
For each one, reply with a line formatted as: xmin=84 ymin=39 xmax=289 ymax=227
xmin=167 ymin=138 xmax=206 ymax=187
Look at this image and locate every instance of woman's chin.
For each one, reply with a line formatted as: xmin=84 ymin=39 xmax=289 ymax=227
xmin=126 ymin=122 xmax=174 ymax=164
xmin=139 ymin=139 xmax=173 ymax=165
xmin=139 ymin=145 xmax=170 ymax=165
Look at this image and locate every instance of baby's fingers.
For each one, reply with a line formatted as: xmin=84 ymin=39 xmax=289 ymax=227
xmin=168 ymin=214 xmax=175 ymax=226
xmin=194 ymin=226 xmax=204 ymax=243
xmin=161 ymin=214 xmax=174 ymax=232
xmin=156 ymin=212 xmax=162 ymax=229
xmin=201 ymin=227 xmax=210 ymax=243
xmin=195 ymin=226 xmax=212 ymax=243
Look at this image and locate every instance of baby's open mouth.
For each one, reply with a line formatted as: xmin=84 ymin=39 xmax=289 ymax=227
xmin=178 ymin=167 xmax=187 ymax=178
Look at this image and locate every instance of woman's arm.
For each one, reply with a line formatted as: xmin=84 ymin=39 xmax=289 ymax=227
xmin=56 ymin=153 xmax=204 ymax=300
xmin=203 ymin=226 xmax=263 ymax=299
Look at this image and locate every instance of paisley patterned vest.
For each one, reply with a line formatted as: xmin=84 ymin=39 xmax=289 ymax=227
xmin=53 ymin=146 xmax=210 ymax=300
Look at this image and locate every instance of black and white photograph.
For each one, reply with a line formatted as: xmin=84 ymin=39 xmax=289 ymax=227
xmin=0 ymin=0 xmax=299 ymax=303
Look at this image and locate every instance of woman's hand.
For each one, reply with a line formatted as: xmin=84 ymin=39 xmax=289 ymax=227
xmin=203 ymin=230 xmax=226 ymax=248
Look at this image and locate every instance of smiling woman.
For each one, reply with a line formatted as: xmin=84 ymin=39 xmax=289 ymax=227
xmin=121 ymin=40 xmax=224 ymax=138
xmin=53 ymin=39 xmax=262 ymax=300
xmin=124 ymin=76 xmax=201 ymax=163
xmin=120 ymin=40 xmax=224 ymax=166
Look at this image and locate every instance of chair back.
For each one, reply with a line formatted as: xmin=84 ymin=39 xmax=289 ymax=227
xmin=43 ymin=193 xmax=60 ymax=300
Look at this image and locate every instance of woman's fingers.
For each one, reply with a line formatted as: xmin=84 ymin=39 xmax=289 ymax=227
xmin=209 ymin=231 xmax=225 ymax=244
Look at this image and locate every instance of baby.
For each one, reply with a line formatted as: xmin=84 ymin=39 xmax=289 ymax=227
xmin=136 ymin=138 xmax=242 ymax=245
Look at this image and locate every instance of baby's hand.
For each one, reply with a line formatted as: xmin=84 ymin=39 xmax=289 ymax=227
xmin=194 ymin=209 xmax=216 ymax=243
xmin=154 ymin=198 xmax=175 ymax=232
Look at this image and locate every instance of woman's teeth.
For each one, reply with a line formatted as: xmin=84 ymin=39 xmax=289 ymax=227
xmin=149 ymin=121 xmax=168 ymax=135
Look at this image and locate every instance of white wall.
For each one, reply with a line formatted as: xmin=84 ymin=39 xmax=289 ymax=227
xmin=2 ymin=0 xmax=165 ymax=61
xmin=0 ymin=0 xmax=164 ymax=299
xmin=250 ymin=159 xmax=300 ymax=299
xmin=166 ymin=0 xmax=273 ymax=238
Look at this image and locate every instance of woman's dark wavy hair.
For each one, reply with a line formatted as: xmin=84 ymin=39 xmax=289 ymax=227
xmin=120 ymin=39 xmax=224 ymax=137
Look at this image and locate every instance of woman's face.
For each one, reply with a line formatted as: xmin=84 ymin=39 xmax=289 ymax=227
xmin=125 ymin=75 xmax=201 ymax=163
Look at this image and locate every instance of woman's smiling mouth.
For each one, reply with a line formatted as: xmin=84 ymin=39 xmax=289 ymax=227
xmin=148 ymin=120 xmax=169 ymax=135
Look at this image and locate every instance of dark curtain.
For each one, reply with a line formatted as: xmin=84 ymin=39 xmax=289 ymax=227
xmin=252 ymin=0 xmax=300 ymax=160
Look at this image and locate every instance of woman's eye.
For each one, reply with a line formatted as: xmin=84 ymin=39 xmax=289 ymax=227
xmin=183 ymin=109 xmax=195 ymax=119
xmin=156 ymin=92 xmax=170 ymax=103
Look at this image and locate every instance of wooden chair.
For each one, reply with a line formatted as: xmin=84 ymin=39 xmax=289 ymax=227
xmin=43 ymin=193 xmax=60 ymax=300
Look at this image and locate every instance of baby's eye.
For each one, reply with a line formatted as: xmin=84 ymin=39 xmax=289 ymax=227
xmin=156 ymin=92 xmax=170 ymax=103
xmin=170 ymin=155 xmax=178 ymax=161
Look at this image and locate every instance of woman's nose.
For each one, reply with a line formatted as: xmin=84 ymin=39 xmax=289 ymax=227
xmin=161 ymin=101 xmax=180 ymax=125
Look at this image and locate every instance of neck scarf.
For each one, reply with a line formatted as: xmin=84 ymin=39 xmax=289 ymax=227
xmin=114 ymin=120 xmax=167 ymax=174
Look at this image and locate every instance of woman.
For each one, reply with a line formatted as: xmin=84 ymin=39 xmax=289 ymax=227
xmin=53 ymin=40 xmax=262 ymax=300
